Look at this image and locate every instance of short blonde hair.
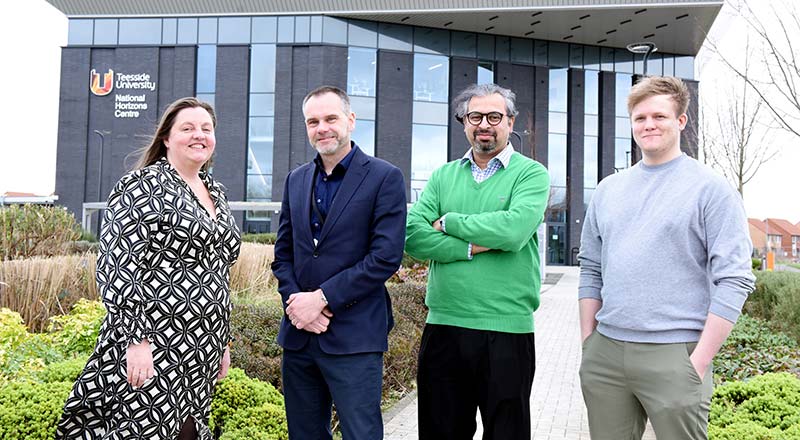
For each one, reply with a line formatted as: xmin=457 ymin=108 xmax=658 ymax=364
xmin=627 ymin=76 xmax=689 ymax=117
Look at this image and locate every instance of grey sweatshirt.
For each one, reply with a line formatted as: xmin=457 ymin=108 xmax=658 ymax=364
xmin=578 ymin=154 xmax=756 ymax=343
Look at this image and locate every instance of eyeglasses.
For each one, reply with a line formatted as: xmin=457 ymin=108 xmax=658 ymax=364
xmin=465 ymin=111 xmax=506 ymax=126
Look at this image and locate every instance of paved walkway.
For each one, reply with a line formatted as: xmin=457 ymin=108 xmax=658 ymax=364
xmin=383 ymin=266 xmax=656 ymax=439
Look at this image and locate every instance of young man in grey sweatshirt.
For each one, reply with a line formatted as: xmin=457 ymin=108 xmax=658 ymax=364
xmin=577 ymin=76 xmax=755 ymax=440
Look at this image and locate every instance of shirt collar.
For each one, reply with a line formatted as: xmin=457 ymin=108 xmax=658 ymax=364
xmin=460 ymin=143 xmax=515 ymax=168
xmin=313 ymin=142 xmax=359 ymax=175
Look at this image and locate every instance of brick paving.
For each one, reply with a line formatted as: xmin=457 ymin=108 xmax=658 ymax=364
xmin=383 ymin=266 xmax=657 ymax=439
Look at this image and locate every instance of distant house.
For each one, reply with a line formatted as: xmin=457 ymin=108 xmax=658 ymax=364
xmin=748 ymin=218 xmax=770 ymax=257
xmin=0 ymin=192 xmax=59 ymax=206
xmin=764 ymin=218 xmax=800 ymax=260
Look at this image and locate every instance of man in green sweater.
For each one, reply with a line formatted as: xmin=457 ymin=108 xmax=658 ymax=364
xmin=405 ymin=83 xmax=550 ymax=439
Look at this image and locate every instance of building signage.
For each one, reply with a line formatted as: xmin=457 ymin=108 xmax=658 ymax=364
xmin=89 ymin=68 xmax=157 ymax=119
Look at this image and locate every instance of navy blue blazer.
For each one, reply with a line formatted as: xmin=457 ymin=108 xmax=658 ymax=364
xmin=272 ymin=146 xmax=407 ymax=355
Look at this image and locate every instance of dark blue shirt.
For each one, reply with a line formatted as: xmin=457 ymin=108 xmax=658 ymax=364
xmin=310 ymin=143 xmax=358 ymax=243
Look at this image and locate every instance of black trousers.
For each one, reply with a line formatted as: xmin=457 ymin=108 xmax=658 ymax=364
xmin=417 ymin=324 xmax=536 ymax=440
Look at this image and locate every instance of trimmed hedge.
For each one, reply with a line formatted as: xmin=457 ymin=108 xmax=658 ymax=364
xmin=210 ymin=368 xmax=287 ymax=439
xmin=241 ymin=233 xmax=277 ymax=245
xmin=709 ymin=373 xmax=800 ymax=439
xmin=0 ymin=380 xmax=72 ymax=440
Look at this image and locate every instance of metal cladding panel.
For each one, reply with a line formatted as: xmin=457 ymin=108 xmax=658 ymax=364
xmin=213 ymin=45 xmax=250 ymax=221
xmin=448 ymin=57 xmax=477 ymax=161
xmin=86 ymin=48 xmax=117 ymax=206
xmin=376 ymin=50 xmax=413 ymax=201
xmin=598 ymin=71 xmax=615 ymax=180
xmin=157 ymin=46 xmax=197 ymax=113
xmin=510 ymin=64 xmax=535 ymax=159
xmin=289 ymin=46 xmax=312 ymax=169
xmin=55 ymin=47 xmax=91 ymax=219
xmin=567 ymin=68 xmax=585 ymax=264
xmin=533 ymin=66 xmax=549 ymax=165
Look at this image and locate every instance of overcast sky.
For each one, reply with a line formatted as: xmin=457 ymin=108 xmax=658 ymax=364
xmin=1 ymin=0 xmax=798 ymax=222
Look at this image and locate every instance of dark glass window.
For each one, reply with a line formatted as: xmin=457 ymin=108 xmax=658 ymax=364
xmin=162 ymin=18 xmax=177 ymax=45
xmin=218 ymin=17 xmax=250 ymax=44
xmin=495 ymin=36 xmax=510 ymax=62
xmin=615 ymin=49 xmax=633 ymax=73
xmin=511 ymin=38 xmax=533 ymax=64
xmin=569 ymin=44 xmax=583 ymax=68
xmin=414 ymin=27 xmax=449 ymax=55
xmin=601 ymin=47 xmax=614 ymax=71
xmin=378 ymin=22 xmax=412 ymax=51
xmin=177 ymin=18 xmax=198 ymax=44
xmin=584 ymin=45 xmax=600 ymax=70
xmin=295 ymin=16 xmax=310 ymax=43
xmin=252 ymin=17 xmax=277 ymax=43
xmin=94 ymin=19 xmax=118 ymax=45
xmin=478 ymin=61 xmax=494 ymax=84
xmin=68 ymin=19 xmax=93 ymax=45
xmin=322 ymin=16 xmax=347 ymax=45
xmin=349 ymin=20 xmax=377 ymax=47
xmin=196 ymin=45 xmax=217 ymax=94
xmin=119 ymin=19 xmax=161 ymax=45
xmin=451 ymin=32 xmax=477 ymax=58
xmin=250 ymin=44 xmax=276 ymax=93
xmin=477 ymin=34 xmax=495 ymax=60
xmin=534 ymin=40 xmax=548 ymax=66
xmin=198 ymin=18 xmax=217 ymax=44
xmin=549 ymin=42 xmax=569 ymax=67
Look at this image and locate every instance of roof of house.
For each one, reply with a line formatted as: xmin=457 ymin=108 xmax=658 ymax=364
xmin=765 ymin=218 xmax=800 ymax=236
xmin=748 ymin=218 xmax=768 ymax=234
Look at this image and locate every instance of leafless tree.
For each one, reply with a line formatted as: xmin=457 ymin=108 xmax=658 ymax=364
xmin=710 ymin=0 xmax=800 ymax=138
xmin=702 ymin=47 xmax=779 ymax=197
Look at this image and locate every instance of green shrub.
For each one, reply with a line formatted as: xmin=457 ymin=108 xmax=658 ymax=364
xmin=384 ymin=281 xmax=427 ymax=402
xmin=210 ymin=368 xmax=286 ymax=438
xmin=33 ymin=357 xmax=88 ymax=384
xmin=241 ymin=233 xmax=277 ymax=245
xmin=218 ymin=404 xmax=288 ymax=440
xmin=746 ymin=271 xmax=800 ymax=340
xmin=46 ymin=299 xmax=105 ymax=355
xmin=753 ymin=258 xmax=763 ymax=271
xmin=0 ymin=380 xmax=72 ymax=440
xmin=229 ymin=301 xmax=284 ymax=389
xmin=0 ymin=205 xmax=81 ymax=261
xmin=709 ymin=373 xmax=800 ymax=439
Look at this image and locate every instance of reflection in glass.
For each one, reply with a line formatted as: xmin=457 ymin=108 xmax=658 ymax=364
xmin=549 ymin=69 xmax=568 ymax=112
xmin=646 ymin=53 xmax=662 ymax=76
xmin=585 ymin=115 xmax=598 ymax=137
xmin=569 ymin=44 xmax=583 ymax=68
xmin=534 ymin=40 xmax=548 ymax=66
xmin=413 ymin=102 xmax=449 ymax=126
xmin=247 ymin=174 xmax=272 ymax=200
xmin=548 ymin=133 xmax=567 ymax=186
xmin=601 ymin=47 xmax=614 ymax=71
xmin=347 ymin=48 xmax=376 ymax=97
xmin=585 ymin=71 xmax=599 ymax=115
xmin=615 ymin=138 xmax=631 ymax=171
xmin=218 ymin=17 xmax=250 ymax=44
xmin=495 ymin=36 xmax=510 ymax=62
xmin=549 ymin=112 xmax=567 ymax=135
xmin=413 ymin=54 xmax=449 ymax=103
xmin=584 ymin=45 xmax=600 ymax=70
xmin=511 ymin=38 xmax=532 ymax=64
xmin=352 ymin=120 xmax=375 ymax=156
xmin=414 ymin=27 xmax=449 ymax=55
xmin=615 ymin=49 xmax=633 ymax=73
xmin=378 ymin=22 xmax=412 ymax=51
xmin=663 ymin=55 xmax=675 ymax=76
xmin=478 ymin=62 xmax=494 ymax=85
xmin=616 ymin=73 xmax=631 ymax=117
xmin=196 ymin=93 xmax=215 ymax=106
xmin=249 ymin=93 xmax=275 ymax=117
xmin=68 ymin=19 xmax=93 ymax=45
xmin=547 ymin=224 xmax=566 ymax=264
xmin=478 ymin=34 xmax=495 ymax=60
xmin=178 ymin=18 xmax=198 ymax=44
xmin=248 ymin=117 xmax=274 ymax=175
xmin=250 ymin=44 xmax=276 ymax=93
xmin=119 ymin=19 xmax=161 ymax=45
xmin=349 ymin=20 xmax=377 ymax=47
xmin=411 ymin=124 xmax=448 ymax=202
xmin=549 ymin=42 xmax=569 ymax=67
xmin=675 ymin=56 xmax=695 ymax=79
xmin=196 ymin=45 xmax=216 ymax=94
xmin=322 ymin=17 xmax=347 ymax=45
xmin=310 ymin=16 xmax=323 ymax=42
xmin=198 ymin=18 xmax=217 ymax=44
xmin=584 ymin=136 xmax=598 ymax=188
xmin=547 ymin=188 xmax=567 ymax=222
xmin=252 ymin=17 xmax=277 ymax=43
xmin=94 ymin=19 xmax=118 ymax=45
xmin=615 ymin=117 xmax=631 ymax=138
xmin=350 ymin=96 xmax=376 ymax=120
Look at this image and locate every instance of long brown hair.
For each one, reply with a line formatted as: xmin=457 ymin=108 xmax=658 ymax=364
xmin=133 ymin=97 xmax=217 ymax=171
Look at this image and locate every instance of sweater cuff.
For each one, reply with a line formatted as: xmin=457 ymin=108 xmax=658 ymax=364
xmin=578 ymin=287 xmax=602 ymax=301
xmin=709 ymin=285 xmax=748 ymax=323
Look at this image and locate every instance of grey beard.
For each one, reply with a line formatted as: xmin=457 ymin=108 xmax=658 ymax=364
xmin=474 ymin=141 xmax=497 ymax=153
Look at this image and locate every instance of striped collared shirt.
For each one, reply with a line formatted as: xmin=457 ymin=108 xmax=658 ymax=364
xmin=460 ymin=143 xmax=515 ymax=183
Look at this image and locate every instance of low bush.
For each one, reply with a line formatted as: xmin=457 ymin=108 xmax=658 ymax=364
xmin=384 ymin=281 xmax=427 ymax=402
xmin=209 ymin=368 xmax=287 ymax=439
xmin=709 ymin=373 xmax=800 ymax=439
xmin=0 ymin=380 xmax=73 ymax=440
xmin=229 ymin=300 xmax=284 ymax=389
xmin=752 ymin=258 xmax=763 ymax=271
xmin=0 ymin=205 xmax=81 ymax=261
xmin=241 ymin=233 xmax=277 ymax=245
xmin=714 ymin=314 xmax=800 ymax=385
xmin=746 ymin=271 xmax=800 ymax=341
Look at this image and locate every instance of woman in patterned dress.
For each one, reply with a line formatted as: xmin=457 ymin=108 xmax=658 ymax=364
xmin=57 ymin=97 xmax=241 ymax=439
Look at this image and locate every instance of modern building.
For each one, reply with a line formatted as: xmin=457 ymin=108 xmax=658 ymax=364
xmin=46 ymin=0 xmax=721 ymax=265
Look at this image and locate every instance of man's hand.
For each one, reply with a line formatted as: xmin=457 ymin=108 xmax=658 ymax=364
xmin=472 ymin=244 xmax=490 ymax=254
xmin=218 ymin=345 xmax=231 ymax=379
xmin=126 ymin=339 xmax=155 ymax=388
xmin=286 ymin=289 xmax=328 ymax=330
xmin=432 ymin=218 xmax=444 ymax=232
xmin=304 ymin=307 xmax=334 ymax=334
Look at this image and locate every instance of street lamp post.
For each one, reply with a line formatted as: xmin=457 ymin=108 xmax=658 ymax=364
xmin=93 ymin=130 xmax=106 ymax=202
xmin=627 ymin=42 xmax=658 ymax=77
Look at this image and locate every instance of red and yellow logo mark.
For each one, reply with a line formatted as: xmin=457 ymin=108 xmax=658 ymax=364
xmin=90 ymin=69 xmax=114 ymax=96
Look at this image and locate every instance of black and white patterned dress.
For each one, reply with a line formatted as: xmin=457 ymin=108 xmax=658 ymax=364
xmin=57 ymin=158 xmax=241 ymax=439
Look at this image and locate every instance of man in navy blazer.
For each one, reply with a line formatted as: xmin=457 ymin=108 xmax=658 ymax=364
xmin=271 ymin=85 xmax=407 ymax=439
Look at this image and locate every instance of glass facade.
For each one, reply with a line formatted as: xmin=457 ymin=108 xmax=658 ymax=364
xmin=65 ymin=13 xmax=698 ymax=263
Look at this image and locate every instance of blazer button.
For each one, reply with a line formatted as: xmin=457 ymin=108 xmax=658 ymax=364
xmin=313 ymin=252 xmax=319 ymax=258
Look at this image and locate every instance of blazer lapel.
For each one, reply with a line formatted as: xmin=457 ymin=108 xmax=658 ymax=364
xmin=318 ymin=150 xmax=369 ymax=244
xmin=300 ymin=165 xmax=315 ymax=246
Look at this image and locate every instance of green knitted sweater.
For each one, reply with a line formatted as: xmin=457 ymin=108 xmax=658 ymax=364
xmin=405 ymin=153 xmax=550 ymax=333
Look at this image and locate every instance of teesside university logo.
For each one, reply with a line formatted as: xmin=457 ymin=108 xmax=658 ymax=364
xmin=90 ymin=69 xmax=114 ymax=96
